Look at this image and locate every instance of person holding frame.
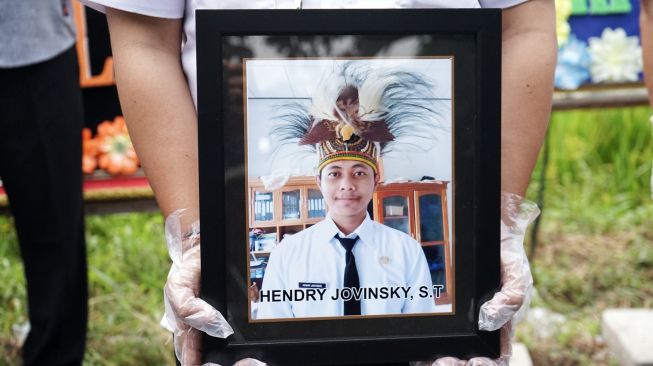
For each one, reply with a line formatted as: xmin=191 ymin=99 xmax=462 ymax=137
xmin=79 ymin=0 xmax=555 ymax=365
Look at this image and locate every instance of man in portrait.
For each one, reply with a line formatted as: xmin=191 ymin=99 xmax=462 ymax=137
xmin=255 ymin=64 xmax=443 ymax=319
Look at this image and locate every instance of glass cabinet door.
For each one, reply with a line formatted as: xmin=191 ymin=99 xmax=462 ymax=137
xmin=380 ymin=194 xmax=412 ymax=236
xmin=422 ymin=244 xmax=448 ymax=298
xmin=253 ymin=190 xmax=274 ymax=223
xmin=417 ymin=193 xmax=444 ymax=244
xmin=281 ymin=189 xmax=301 ymax=221
xmin=307 ymin=188 xmax=326 ymax=219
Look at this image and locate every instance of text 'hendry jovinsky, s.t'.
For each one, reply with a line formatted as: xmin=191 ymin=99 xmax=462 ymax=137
xmin=259 ymin=285 xmax=444 ymax=303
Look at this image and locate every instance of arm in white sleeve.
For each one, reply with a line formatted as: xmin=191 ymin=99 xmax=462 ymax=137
xmin=402 ymin=238 xmax=437 ymax=314
xmin=256 ymin=246 xmax=294 ymax=319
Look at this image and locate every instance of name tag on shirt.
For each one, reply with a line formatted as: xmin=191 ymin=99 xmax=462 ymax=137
xmin=298 ymin=282 xmax=327 ymax=289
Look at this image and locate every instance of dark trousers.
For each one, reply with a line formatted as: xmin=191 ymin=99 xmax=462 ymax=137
xmin=0 ymin=46 xmax=88 ymax=366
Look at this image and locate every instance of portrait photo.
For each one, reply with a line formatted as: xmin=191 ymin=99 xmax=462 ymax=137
xmin=244 ymin=58 xmax=454 ymax=321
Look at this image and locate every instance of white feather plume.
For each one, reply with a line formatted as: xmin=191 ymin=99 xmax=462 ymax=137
xmin=308 ymin=70 xmax=342 ymax=122
xmin=358 ymin=71 xmax=394 ymax=120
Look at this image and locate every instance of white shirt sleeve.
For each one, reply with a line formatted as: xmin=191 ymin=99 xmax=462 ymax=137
xmin=478 ymin=0 xmax=528 ymax=9
xmin=401 ymin=238 xmax=438 ymax=314
xmin=256 ymin=246 xmax=295 ymax=319
xmin=77 ymin=0 xmax=185 ymax=19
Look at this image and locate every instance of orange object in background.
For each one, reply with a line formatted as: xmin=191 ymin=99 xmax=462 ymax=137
xmin=72 ymin=0 xmax=115 ymax=88
xmin=82 ymin=117 xmax=140 ymax=176
xmin=95 ymin=116 xmax=140 ymax=175
xmin=82 ymin=127 xmax=98 ymax=174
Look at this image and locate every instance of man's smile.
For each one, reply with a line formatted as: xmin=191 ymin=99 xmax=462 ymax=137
xmin=335 ymin=195 xmax=361 ymax=201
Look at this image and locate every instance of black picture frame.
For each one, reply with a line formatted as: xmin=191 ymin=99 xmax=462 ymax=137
xmin=197 ymin=9 xmax=501 ymax=365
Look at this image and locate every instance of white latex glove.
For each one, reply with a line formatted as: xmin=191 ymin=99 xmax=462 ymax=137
xmin=162 ymin=208 xmax=267 ymax=366
xmin=416 ymin=192 xmax=540 ymax=366
xmin=424 ymin=324 xmax=513 ymax=366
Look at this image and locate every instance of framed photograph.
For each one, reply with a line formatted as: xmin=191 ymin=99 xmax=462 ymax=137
xmin=197 ymin=9 xmax=501 ymax=365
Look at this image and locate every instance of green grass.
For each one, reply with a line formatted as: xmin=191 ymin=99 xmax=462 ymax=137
xmin=0 ymin=218 xmax=24 ymax=363
xmin=1 ymin=106 xmax=652 ymax=365
xmin=528 ymin=106 xmax=653 ymax=234
xmin=519 ymin=105 xmax=653 ymax=365
xmin=0 ymin=213 xmax=174 ymax=366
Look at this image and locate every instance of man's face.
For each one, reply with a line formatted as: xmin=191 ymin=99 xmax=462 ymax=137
xmin=317 ymin=160 xmax=378 ymax=222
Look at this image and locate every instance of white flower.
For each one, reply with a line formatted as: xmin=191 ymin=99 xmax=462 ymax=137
xmin=588 ymin=28 xmax=642 ymax=83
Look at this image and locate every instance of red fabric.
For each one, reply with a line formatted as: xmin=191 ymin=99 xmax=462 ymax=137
xmin=0 ymin=175 xmax=150 ymax=197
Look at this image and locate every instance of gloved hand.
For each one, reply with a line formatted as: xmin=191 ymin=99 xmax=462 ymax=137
xmin=162 ymin=208 xmax=266 ymax=366
xmin=416 ymin=192 xmax=540 ymax=366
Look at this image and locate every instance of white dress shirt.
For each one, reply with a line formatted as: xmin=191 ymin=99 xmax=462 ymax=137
xmin=256 ymin=213 xmax=437 ymax=319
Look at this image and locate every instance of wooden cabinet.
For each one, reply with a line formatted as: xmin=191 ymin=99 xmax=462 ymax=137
xmin=248 ymin=176 xmax=326 ymax=255
xmin=373 ymin=181 xmax=452 ymax=305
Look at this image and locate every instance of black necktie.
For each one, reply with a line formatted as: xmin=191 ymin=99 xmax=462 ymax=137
xmin=335 ymin=234 xmax=361 ymax=315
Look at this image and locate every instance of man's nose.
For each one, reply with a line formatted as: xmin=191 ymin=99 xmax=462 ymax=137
xmin=339 ymin=175 xmax=356 ymax=190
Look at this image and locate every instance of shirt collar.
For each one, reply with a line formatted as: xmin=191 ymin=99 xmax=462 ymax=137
xmin=315 ymin=212 xmax=375 ymax=245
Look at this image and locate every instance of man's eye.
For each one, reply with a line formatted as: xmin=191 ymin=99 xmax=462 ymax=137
xmin=354 ymin=171 xmax=367 ymax=176
xmin=328 ymin=172 xmax=339 ymax=177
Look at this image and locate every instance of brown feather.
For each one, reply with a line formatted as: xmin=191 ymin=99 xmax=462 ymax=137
xmin=334 ymin=86 xmax=360 ymax=123
xmin=298 ymin=120 xmax=338 ymax=145
xmin=357 ymin=119 xmax=395 ymax=142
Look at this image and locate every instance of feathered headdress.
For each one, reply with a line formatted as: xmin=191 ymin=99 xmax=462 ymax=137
xmin=272 ymin=62 xmax=442 ymax=174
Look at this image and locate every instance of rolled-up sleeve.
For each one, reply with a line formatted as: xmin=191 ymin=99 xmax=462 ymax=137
xmin=478 ymin=0 xmax=529 ymax=9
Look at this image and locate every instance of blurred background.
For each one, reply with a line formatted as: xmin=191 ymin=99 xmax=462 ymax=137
xmin=1 ymin=0 xmax=652 ymax=365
